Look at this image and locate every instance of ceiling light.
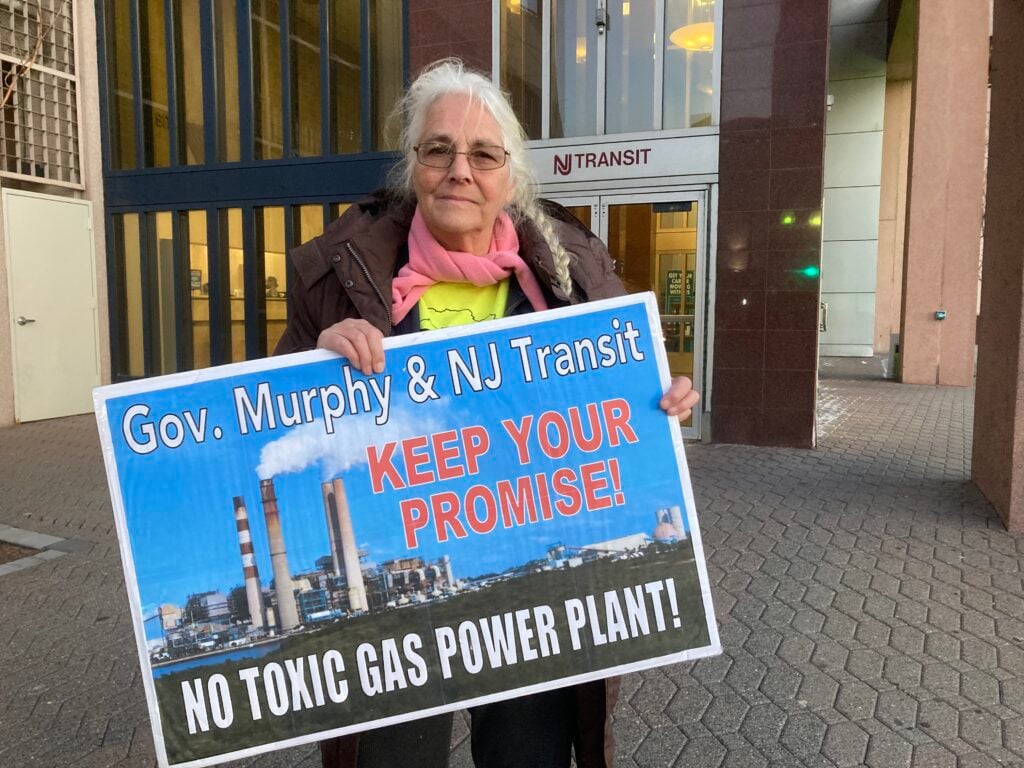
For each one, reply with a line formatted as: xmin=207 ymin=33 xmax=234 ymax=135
xmin=669 ymin=21 xmax=714 ymax=52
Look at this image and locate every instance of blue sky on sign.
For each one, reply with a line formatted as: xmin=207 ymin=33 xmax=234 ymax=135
xmin=106 ymin=302 xmax=690 ymax=613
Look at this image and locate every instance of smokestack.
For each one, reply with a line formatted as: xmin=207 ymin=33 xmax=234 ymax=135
xmin=669 ymin=505 xmax=687 ymax=539
xmin=320 ymin=483 xmax=343 ymax=578
xmin=259 ymin=479 xmax=300 ymax=631
xmin=233 ymin=496 xmax=265 ymax=629
xmin=443 ymin=554 xmax=454 ymax=586
xmin=332 ymin=478 xmax=368 ymax=612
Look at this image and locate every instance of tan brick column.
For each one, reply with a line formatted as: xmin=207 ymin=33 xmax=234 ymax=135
xmin=898 ymin=1 xmax=988 ymax=386
xmin=973 ymin=0 xmax=1024 ymax=532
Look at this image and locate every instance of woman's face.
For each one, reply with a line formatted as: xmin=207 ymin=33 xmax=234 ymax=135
xmin=412 ymin=93 xmax=514 ymax=255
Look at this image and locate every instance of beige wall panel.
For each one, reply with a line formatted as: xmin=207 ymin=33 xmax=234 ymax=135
xmin=823 ymin=186 xmax=882 ymax=242
xmin=822 ymin=240 xmax=879 ymax=293
xmin=824 ymin=132 xmax=885 ymax=188
xmin=826 ymin=77 xmax=887 ymax=134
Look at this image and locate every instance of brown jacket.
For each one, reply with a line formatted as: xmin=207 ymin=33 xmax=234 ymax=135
xmin=275 ymin=192 xmax=625 ymax=354
xmin=276 ymin=192 xmax=624 ymax=767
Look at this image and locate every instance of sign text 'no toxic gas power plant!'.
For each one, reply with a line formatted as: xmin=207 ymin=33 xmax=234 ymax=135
xmin=94 ymin=294 xmax=720 ymax=768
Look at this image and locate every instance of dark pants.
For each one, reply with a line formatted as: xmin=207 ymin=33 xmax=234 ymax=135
xmin=320 ymin=683 xmax=612 ymax=768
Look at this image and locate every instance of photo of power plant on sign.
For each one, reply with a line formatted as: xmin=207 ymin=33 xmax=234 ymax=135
xmin=143 ymin=420 xmax=693 ymax=676
xmin=142 ymin=407 xmax=464 ymax=673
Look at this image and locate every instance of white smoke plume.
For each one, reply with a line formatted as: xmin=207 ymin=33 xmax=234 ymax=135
xmin=256 ymin=409 xmax=441 ymax=480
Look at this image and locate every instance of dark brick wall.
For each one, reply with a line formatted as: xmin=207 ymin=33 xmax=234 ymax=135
xmin=408 ymin=0 xmax=491 ymax=76
xmin=713 ymin=0 xmax=829 ymax=447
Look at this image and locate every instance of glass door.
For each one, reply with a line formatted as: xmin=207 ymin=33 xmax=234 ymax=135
xmin=554 ymin=191 xmax=707 ymax=439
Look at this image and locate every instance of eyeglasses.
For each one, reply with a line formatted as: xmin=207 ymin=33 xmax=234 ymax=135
xmin=414 ymin=142 xmax=510 ymax=171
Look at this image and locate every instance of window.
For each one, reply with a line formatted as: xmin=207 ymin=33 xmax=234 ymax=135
xmin=0 ymin=0 xmax=80 ymax=184
xmin=499 ymin=0 xmax=717 ymax=140
xmin=111 ymin=203 xmax=342 ymax=378
xmin=103 ymin=1 xmax=406 ymax=168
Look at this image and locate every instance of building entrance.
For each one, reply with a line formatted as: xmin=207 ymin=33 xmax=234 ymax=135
xmin=553 ymin=192 xmax=708 ymax=439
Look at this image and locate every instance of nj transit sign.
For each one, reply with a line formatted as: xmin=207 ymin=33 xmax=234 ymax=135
xmin=94 ymin=293 xmax=720 ymax=768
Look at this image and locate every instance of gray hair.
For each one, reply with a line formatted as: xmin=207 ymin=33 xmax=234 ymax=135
xmin=386 ymin=59 xmax=574 ymax=300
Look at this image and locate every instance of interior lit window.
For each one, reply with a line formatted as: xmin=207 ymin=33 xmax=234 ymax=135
xmin=174 ymin=0 xmax=205 ymax=164
xmin=252 ymin=0 xmax=283 ymax=160
xmin=499 ymin=0 xmax=718 ymax=139
xmin=105 ymin=0 xmax=136 ymax=168
xmin=290 ymin=2 xmax=321 ymax=156
xmin=140 ymin=1 xmax=170 ymax=166
xmin=259 ymin=206 xmax=288 ymax=354
xmin=223 ymin=208 xmax=246 ymax=361
xmin=187 ymin=210 xmax=210 ymax=368
xmin=216 ymin=1 xmax=242 ymax=162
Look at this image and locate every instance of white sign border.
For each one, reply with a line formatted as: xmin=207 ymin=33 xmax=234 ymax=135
xmin=94 ymin=292 xmax=721 ymax=768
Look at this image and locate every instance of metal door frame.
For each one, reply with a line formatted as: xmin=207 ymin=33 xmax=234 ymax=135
xmin=551 ymin=189 xmax=709 ymax=439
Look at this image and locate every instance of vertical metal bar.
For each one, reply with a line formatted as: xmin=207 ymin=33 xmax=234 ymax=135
xmin=140 ymin=212 xmax=157 ymax=375
xmin=285 ymin=204 xmax=298 ymax=335
xmin=172 ymin=210 xmax=192 ymax=371
xmin=703 ymin=183 xmax=718 ymax=415
xmin=359 ymin=0 xmax=371 ymax=151
xmin=595 ymin=0 xmax=605 ymax=135
xmin=106 ymin=212 xmax=125 ymax=379
xmin=492 ymin=0 xmax=501 ymax=84
xmin=690 ymin=190 xmax=708 ymax=439
xmin=237 ymin=0 xmax=255 ymax=162
xmin=199 ymin=1 xmax=218 ymax=165
xmin=164 ymin=0 xmax=179 ymax=166
xmin=279 ymin=0 xmax=292 ymax=158
xmin=402 ymin=0 xmax=409 ymax=85
xmin=542 ymin=0 xmax=550 ymax=139
xmin=207 ymin=208 xmax=227 ymax=364
xmin=244 ymin=206 xmax=264 ymax=359
xmin=320 ymin=0 xmax=331 ymax=155
xmin=652 ymin=0 xmax=664 ymax=131
xmin=128 ymin=0 xmax=145 ymax=167
xmin=68 ymin=0 xmax=85 ymax=181
xmin=711 ymin=0 xmax=722 ymax=127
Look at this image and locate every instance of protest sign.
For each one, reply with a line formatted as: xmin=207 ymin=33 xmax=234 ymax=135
xmin=94 ymin=293 xmax=720 ymax=768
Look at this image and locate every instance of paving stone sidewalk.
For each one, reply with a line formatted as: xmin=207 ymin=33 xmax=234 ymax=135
xmin=1 ymin=379 xmax=1022 ymax=767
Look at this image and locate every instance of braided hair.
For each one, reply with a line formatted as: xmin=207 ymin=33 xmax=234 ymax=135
xmin=386 ymin=59 xmax=575 ymax=301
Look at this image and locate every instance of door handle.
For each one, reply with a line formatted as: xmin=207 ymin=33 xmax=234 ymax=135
xmin=15 ymin=316 xmax=35 ymax=326
xmin=819 ymin=302 xmax=828 ymax=333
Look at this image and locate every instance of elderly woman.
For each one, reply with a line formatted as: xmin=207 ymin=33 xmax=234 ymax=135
xmin=276 ymin=60 xmax=698 ymax=768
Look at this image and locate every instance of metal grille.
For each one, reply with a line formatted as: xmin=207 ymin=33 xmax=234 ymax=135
xmin=0 ymin=0 xmax=74 ymax=75
xmin=0 ymin=0 xmax=80 ymax=185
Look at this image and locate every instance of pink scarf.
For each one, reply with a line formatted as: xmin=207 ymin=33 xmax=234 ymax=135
xmin=391 ymin=207 xmax=550 ymax=325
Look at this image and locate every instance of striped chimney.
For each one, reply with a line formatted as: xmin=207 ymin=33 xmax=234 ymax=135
xmin=259 ymin=479 xmax=300 ymax=630
xmin=233 ymin=496 xmax=265 ymax=628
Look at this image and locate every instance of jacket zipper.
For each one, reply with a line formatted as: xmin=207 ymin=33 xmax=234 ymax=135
xmin=345 ymin=241 xmax=392 ymax=327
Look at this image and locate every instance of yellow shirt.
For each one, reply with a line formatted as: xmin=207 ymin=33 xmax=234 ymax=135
xmin=418 ymin=280 xmax=510 ymax=330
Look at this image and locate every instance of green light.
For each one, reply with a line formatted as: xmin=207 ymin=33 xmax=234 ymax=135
xmin=808 ymin=213 xmax=822 ymax=227
xmin=780 ymin=213 xmax=796 ymax=226
xmin=801 ymin=265 xmax=820 ymax=279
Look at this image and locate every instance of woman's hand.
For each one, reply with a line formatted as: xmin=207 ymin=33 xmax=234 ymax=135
xmin=660 ymin=376 xmax=700 ymax=422
xmin=317 ymin=319 xmax=385 ymax=376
